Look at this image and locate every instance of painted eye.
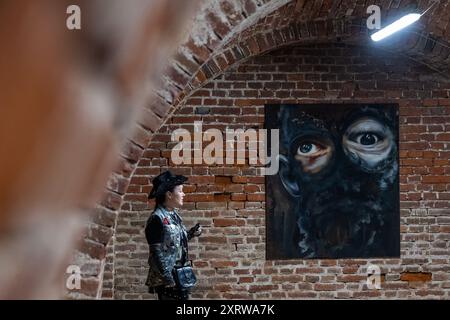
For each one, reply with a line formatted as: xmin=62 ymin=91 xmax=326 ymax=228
xmin=294 ymin=139 xmax=333 ymax=174
xmin=354 ymin=133 xmax=382 ymax=146
xmin=297 ymin=142 xmax=320 ymax=155
xmin=343 ymin=118 xmax=394 ymax=170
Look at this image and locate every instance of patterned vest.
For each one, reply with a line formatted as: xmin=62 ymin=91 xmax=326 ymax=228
xmin=145 ymin=206 xmax=188 ymax=288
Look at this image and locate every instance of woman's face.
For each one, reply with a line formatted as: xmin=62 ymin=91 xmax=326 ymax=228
xmin=166 ymin=184 xmax=185 ymax=209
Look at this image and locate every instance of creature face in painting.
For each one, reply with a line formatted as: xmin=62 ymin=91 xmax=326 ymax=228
xmin=276 ymin=104 xmax=399 ymax=259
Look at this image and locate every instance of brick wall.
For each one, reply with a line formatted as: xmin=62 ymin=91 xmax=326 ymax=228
xmin=111 ymin=42 xmax=450 ymax=299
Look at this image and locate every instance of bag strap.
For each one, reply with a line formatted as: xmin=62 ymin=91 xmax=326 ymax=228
xmin=171 ymin=210 xmax=190 ymax=267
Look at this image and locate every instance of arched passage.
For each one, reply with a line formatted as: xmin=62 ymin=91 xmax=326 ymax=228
xmin=74 ymin=0 xmax=450 ymax=299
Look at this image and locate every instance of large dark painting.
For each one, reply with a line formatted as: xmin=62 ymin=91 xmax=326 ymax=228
xmin=266 ymin=104 xmax=400 ymax=259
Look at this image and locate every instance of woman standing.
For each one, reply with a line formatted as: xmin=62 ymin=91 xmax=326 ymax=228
xmin=145 ymin=171 xmax=202 ymax=300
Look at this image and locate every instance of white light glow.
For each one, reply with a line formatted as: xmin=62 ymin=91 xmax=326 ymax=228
xmin=371 ymin=13 xmax=421 ymax=41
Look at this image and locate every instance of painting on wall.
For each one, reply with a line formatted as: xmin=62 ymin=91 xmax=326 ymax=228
xmin=265 ymin=104 xmax=400 ymax=259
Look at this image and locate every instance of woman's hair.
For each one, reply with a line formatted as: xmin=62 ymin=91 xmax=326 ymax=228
xmin=155 ymin=185 xmax=176 ymax=207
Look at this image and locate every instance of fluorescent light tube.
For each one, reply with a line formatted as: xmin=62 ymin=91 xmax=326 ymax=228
xmin=371 ymin=13 xmax=421 ymax=41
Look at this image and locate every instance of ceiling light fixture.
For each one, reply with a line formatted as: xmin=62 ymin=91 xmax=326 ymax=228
xmin=371 ymin=1 xmax=438 ymax=42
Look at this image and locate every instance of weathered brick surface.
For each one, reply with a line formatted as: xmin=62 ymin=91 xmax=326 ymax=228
xmin=164 ymin=0 xmax=450 ymax=109
xmin=110 ymin=43 xmax=450 ymax=299
xmin=72 ymin=0 xmax=450 ymax=301
xmin=101 ymin=239 xmax=116 ymax=299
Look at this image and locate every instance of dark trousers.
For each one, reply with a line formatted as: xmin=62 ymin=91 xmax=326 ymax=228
xmin=155 ymin=286 xmax=189 ymax=300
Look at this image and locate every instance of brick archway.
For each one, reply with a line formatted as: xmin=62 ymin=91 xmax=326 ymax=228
xmin=137 ymin=0 xmax=450 ymax=152
xmin=74 ymin=0 xmax=450 ymax=299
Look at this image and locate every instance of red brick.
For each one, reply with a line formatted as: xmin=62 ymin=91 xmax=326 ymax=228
xmin=211 ymin=260 xmax=238 ymax=268
xmin=353 ymin=291 xmax=382 ymax=298
xmin=100 ymin=190 xmax=122 ymax=211
xmin=79 ymin=278 xmax=100 ymax=297
xmin=232 ymin=176 xmax=247 ymax=183
xmin=185 ymin=38 xmax=210 ymax=63
xmin=184 ymin=194 xmax=213 ymax=202
xmin=123 ymin=194 xmax=148 ymax=202
xmin=402 ymin=159 xmax=433 ymax=166
xmin=189 ymin=176 xmax=215 ymax=184
xmin=213 ymin=218 xmax=244 ymax=227
xmin=80 ymin=238 xmax=106 ymax=260
xmin=201 ymin=236 xmax=227 ymax=244
xmin=121 ymin=141 xmax=144 ymax=164
xmin=224 ymin=184 xmax=244 ymax=193
xmin=423 ymin=151 xmax=439 ymax=158
xmin=138 ymin=108 xmax=162 ymax=133
xmin=338 ymin=275 xmax=366 ymax=282
xmin=208 ymin=13 xmax=231 ymax=39
xmin=213 ymin=193 xmax=231 ymax=202
xmin=436 ymin=133 xmax=450 ymax=140
xmin=244 ymin=185 xmax=260 ymax=193
xmin=215 ymin=55 xmax=229 ymax=71
xmin=238 ymin=277 xmax=254 ymax=283
xmin=400 ymin=272 xmax=432 ymax=282
xmin=113 ymin=157 xmax=134 ymax=178
xmin=247 ymin=177 xmax=265 ymax=184
xmin=92 ymin=207 xmax=117 ymax=228
xmin=88 ymin=224 xmax=113 ymax=246
xmin=194 ymin=70 xmax=207 ymax=84
xmin=314 ymin=283 xmax=343 ymax=291
xmin=173 ymin=51 xmax=199 ymax=76
xmin=129 ymin=125 xmax=152 ymax=149
xmin=249 ymin=284 xmax=278 ymax=292
xmin=215 ymin=176 xmax=232 ymax=184
xmin=106 ymin=174 xmax=129 ymax=195
xmin=101 ymin=290 xmax=113 ymax=299
xmin=231 ymin=193 xmax=246 ymax=201
xmin=234 ymin=99 xmax=263 ymax=106
xmin=246 ymin=193 xmax=265 ymax=201
xmin=423 ymin=176 xmax=450 ymax=184
xmin=196 ymin=202 xmax=227 ymax=209
xmin=165 ymin=64 xmax=190 ymax=88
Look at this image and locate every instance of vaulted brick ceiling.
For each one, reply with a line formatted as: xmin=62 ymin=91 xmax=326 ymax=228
xmin=90 ymin=0 xmax=450 ymax=298
xmin=133 ymin=0 xmax=450 ymax=148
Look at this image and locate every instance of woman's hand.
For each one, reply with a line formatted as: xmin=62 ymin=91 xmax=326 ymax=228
xmin=193 ymin=225 xmax=202 ymax=237
xmin=188 ymin=223 xmax=202 ymax=239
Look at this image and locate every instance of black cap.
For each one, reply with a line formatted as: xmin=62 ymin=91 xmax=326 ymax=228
xmin=148 ymin=170 xmax=188 ymax=199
